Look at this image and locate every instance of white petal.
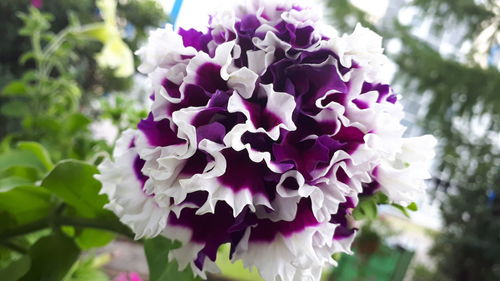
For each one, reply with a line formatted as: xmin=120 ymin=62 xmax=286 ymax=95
xmin=227 ymin=85 xmax=296 ymax=140
xmin=234 ymin=222 xmax=339 ymax=281
xmin=96 ymin=130 xmax=169 ymax=239
xmin=136 ymin=25 xmax=197 ymax=74
xmin=227 ymin=67 xmax=259 ymax=99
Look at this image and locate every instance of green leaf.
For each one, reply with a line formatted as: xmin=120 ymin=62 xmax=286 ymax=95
xmin=19 ymin=234 xmax=80 ymax=281
xmin=17 ymin=142 xmax=54 ymax=171
xmin=0 ymin=186 xmax=53 ymax=226
xmin=407 ymin=202 xmax=418 ymax=211
xmin=144 ymin=236 xmax=200 ymax=281
xmin=0 ymin=212 xmax=18 ymax=234
xmin=19 ymin=52 xmax=36 ymax=65
xmin=0 ymin=166 xmax=39 ymax=183
xmin=0 ymin=177 xmax=33 ymax=191
xmin=1 ymin=81 xmax=27 ymax=96
xmin=352 ymin=198 xmax=378 ymax=220
xmin=0 ymin=135 xmax=14 ymax=153
xmin=0 ymin=100 xmax=29 ymax=117
xmin=75 ymin=228 xmax=115 ymax=250
xmin=0 ymin=150 xmax=46 ymax=173
xmin=62 ymin=255 xmax=110 ymax=281
xmin=216 ymin=244 xmax=263 ymax=281
xmin=41 ymin=160 xmax=106 ymax=217
xmin=63 ymin=113 xmax=91 ymax=135
xmin=64 ymin=267 xmax=109 ymax=281
xmin=0 ymin=255 xmax=31 ymax=281
xmin=31 ymin=116 xmax=61 ymax=133
xmin=374 ymin=192 xmax=389 ymax=204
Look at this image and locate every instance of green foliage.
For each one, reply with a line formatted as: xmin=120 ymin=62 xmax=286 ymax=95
xmin=390 ymin=3 xmax=499 ymax=281
xmin=325 ymin=0 xmax=375 ymax=32
xmin=63 ymin=254 xmax=111 ymax=281
xmin=326 ymin=0 xmax=499 ymax=280
xmin=352 ymin=192 xmax=418 ymax=220
xmin=0 ymin=186 xmax=53 ymax=226
xmin=0 ymin=1 xmax=162 ymax=160
xmin=353 ymin=196 xmax=379 ymax=220
xmin=100 ymin=95 xmax=149 ymax=132
xmin=144 ymin=236 xmax=201 ymax=281
xmin=42 ymin=160 xmax=106 ymax=217
xmin=411 ymin=264 xmax=445 ymax=281
xmin=411 ymin=0 xmax=495 ymax=37
xmin=0 ymin=0 xmax=163 ymax=88
xmin=0 ymin=142 xmax=131 ymax=280
xmin=216 ymin=244 xmax=264 ymax=281
xmin=1 ymin=7 xmax=97 ymax=160
xmin=0 ymin=255 xmax=31 ymax=281
xmin=19 ymin=234 xmax=80 ymax=281
xmin=74 ymin=229 xmax=115 ymax=250
xmin=17 ymin=142 xmax=54 ymax=171
xmin=0 ymin=150 xmax=47 ymax=175
xmin=0 ymin=1 xmax=174 ymax=280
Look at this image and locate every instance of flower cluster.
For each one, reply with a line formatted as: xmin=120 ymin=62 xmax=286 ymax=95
xmin=96 ymin=1 xmax=436 ymax=280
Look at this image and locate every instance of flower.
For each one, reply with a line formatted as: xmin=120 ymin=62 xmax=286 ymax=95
xmin=96 ymin=1 xmax=436 ymax=280
xmin=113 ymin=272 xmax=143 ymax=281
xmin=31 ymin=0 xmax=43 ymax=9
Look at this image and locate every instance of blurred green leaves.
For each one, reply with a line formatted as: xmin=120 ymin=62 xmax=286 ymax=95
xmin=63 ymin=254 xmax=111 ymax=281
xmin=19 ymin=234 xmax=80 ymax=281
xmin=0 ymin=255 xmax=31 ymax=281
xmin=17 ymin=142 xmax=54 ymax=171
xmin=0 ymin=150 xmax=46 ymax=175
xmin=0 ymin=186 xmax=52 ymax=226
xmin=0 ymin=141 xmax=133 ymax=281
xmin=0 ymin=0 xmax=167 ymax=280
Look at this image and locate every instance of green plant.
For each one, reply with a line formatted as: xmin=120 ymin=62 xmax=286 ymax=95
xmin=0 ymin=141 xmax=201 ymax=280
xmin=1 ymin=8 xmax=101 ymax=160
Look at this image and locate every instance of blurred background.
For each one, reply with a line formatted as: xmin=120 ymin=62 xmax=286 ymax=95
xmin=0 ymin=0 xmax=498 ymax=281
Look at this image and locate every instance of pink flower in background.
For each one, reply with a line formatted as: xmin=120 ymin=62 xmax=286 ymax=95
xmin=31 ymin=0 xmax=43 ymax=8
xmin=113 ymin=272 xmax=143 ymax=281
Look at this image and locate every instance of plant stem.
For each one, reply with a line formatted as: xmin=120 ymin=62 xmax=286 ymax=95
xmin=57 ymin=216 xmax=135 ymax=239
xmin=0 ymin=216 xmax=135 ymax=242
xmin=0 ymin=241 xmax=29 ymax=254
xmin=0 ymin=218 xmax=49 ymax=241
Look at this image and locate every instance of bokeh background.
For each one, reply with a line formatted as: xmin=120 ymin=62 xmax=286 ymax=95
xmin=0 ymin=0 xmax=498 ymax=281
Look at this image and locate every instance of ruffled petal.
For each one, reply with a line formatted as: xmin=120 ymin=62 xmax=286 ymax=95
xmin=98 ymin=2 xmax=436 ymax=280
xmin=96 ymin=130 xmax=169 ymax=239
xmin=136 ymin=25 xmax=197 ymax=74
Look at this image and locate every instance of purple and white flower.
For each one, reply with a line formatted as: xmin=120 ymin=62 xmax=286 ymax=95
xmin=97 ymin=1 xmax=436 ymax=280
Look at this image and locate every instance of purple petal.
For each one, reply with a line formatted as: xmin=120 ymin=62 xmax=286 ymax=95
xmin=218 ymin=149 xmax=278 ymax=199
xmin=161 ymin=78 xmax=181 ymax=99
xmin=178 ymin=28 xmax=212 ymax=53
xmin=133 ymin=156 xmax=148 ymax=188
xmin=137 ymin=114 xmax=185 ymax=147
xmin=248 ymin=199 xmax=319 ymax=242
xmin=168 ymin=198 xmax=246 ymax=268
xmin=196 ymin=63 xmax=228 ymax=93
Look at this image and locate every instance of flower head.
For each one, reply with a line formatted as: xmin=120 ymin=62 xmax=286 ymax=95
xmin=97 ymin=1 xmax=436 ymax=280
xmin=113 ymin=272 xmax=143 ymax=281
xmin=31 ymin=0 xmax=43 ymax=9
